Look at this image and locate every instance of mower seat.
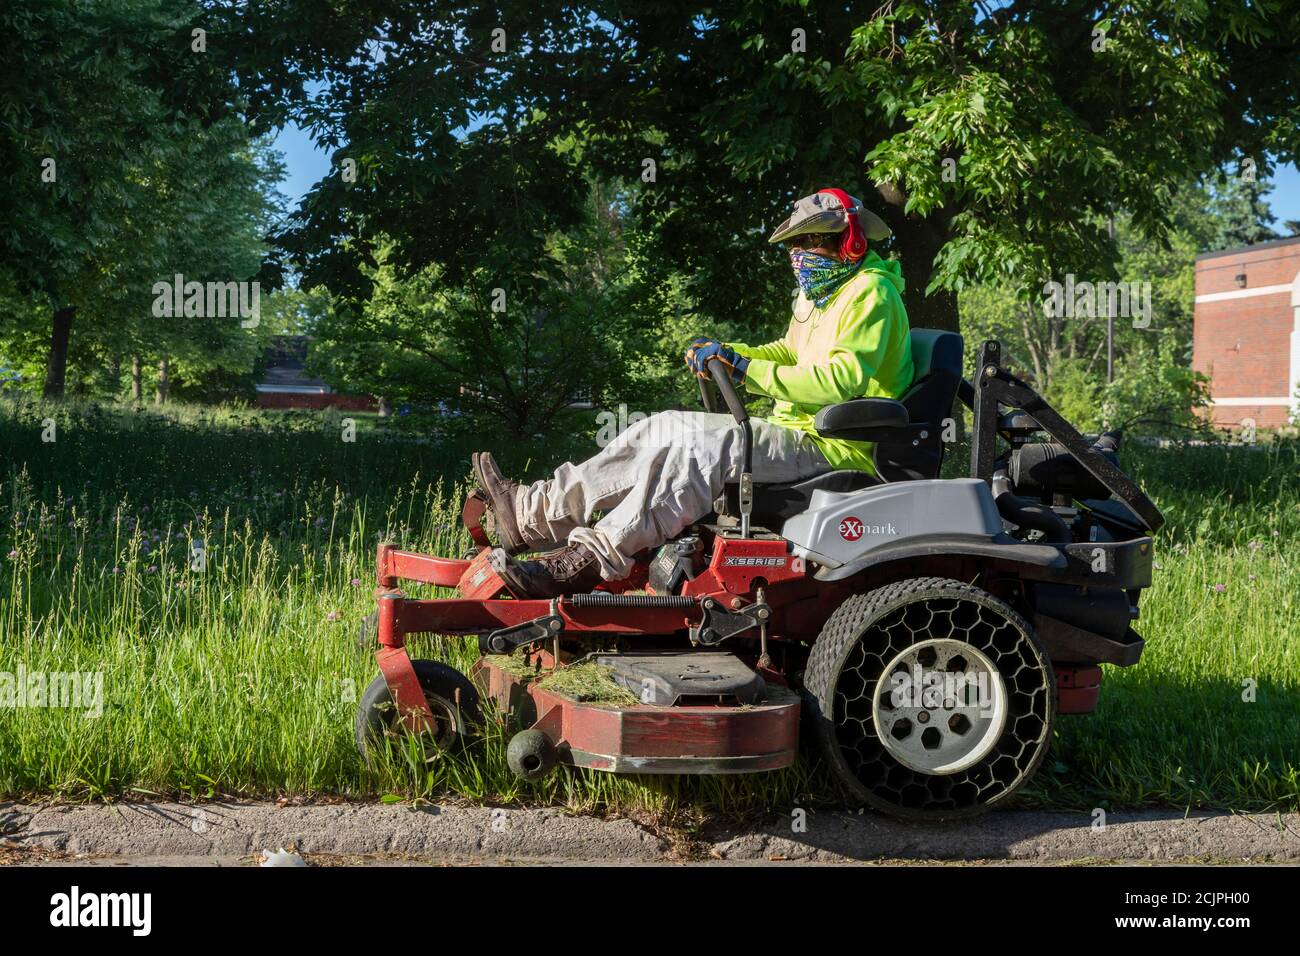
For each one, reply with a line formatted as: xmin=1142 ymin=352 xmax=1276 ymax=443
xmin=731 ymin=329 xmax=965 ymax=529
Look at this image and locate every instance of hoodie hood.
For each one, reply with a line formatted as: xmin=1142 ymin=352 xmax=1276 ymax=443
xmin=855 ymin=250 xmax=905 ymax=296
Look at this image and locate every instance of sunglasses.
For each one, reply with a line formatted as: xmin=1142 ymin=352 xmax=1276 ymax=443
xmin=784 ymin=232 xmax=839 ymax=251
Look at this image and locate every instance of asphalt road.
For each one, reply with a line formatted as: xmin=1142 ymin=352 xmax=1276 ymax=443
xmin=3 ymin=801 xmax=1299 ymax=865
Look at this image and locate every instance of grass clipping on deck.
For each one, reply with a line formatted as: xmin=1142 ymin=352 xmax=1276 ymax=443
xmin=481 ymin=653 xmax=537 ymax=679
xmin=482 ymin=653 xmax=639 ymax=706
xmin=485 ymin=653 xmax=797 ymax=708
xmin=538 ymin=663 xmax=640 ymax=706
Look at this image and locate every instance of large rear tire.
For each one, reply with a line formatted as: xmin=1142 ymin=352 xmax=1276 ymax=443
xmin=803 ymin=577 xmax=1055 ymax=820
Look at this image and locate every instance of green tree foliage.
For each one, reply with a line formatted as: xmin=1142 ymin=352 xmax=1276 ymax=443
xmin=307 ymin=185 xmax=641 ymax=438
xmin=957 ymin=172 xmax=1277 ymax=435
xmin=1202 ymin=172 xmax=1282 ymax=248
xmin=226 ymin=0 xmax=1300 ymax=346
xmin=6 ymin=0 xmax=1300 ymax=434
xmin=0 ymin=0 xmax=283 ymax=399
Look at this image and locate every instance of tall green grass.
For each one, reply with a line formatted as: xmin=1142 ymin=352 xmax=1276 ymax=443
xmin=0 ymin=396 xmax=1296 ymax=818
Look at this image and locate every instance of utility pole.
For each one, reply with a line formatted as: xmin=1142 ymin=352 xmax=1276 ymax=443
xmin=1106 ymin=216 xmax=1116 ymax=383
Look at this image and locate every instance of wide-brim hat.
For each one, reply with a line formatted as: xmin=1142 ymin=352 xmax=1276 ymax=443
xmin=767 ymin=190 xmax=891 ymax=243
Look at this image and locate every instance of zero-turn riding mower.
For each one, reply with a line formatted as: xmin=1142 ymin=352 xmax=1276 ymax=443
xmin=355 ymin=331 xmax=1163 ymax=820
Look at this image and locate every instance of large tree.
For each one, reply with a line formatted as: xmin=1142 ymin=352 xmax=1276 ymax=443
xmin=0 ymin=0 xmax=270 ymax=398
xmin=224 ymin=0 xmax=1300 ymax=345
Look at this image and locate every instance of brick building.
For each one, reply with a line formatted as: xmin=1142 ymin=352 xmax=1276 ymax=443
xmin=255 ymin=335 xmax=376 ymax=412
xmin=1193 ymin=235 xmax=1300 ymax=429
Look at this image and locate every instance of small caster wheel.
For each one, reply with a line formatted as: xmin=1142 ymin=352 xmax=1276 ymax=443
xmin=355 ymin=660 xmax=483 ymax=763
xmin=507 ymin=729 xmax=557 ymax=781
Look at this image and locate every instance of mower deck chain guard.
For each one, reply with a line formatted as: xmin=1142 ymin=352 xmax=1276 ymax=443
xmin=481 ymin=612 xmax=565 ymax=654
xmin=691 ymin=598 xmax=770 ymax=646
xmin=474 ymin=656 xmax=801 ymax=776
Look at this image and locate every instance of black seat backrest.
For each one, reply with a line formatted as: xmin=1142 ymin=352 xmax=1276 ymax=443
xmin=873 ymin=329 xmax=964 ymax=482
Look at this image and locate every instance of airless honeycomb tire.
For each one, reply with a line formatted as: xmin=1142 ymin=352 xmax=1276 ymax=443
xmin=803 ymin=577 xmax=1055 ymax=820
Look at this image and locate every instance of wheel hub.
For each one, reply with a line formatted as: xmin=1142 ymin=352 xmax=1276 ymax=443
xmin=418 ymin=694 xmax=459 ymax=750
xmin=870 ymin=638 xmax=1008 ymax=774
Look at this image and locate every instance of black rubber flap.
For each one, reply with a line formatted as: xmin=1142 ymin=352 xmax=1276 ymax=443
xmin=592 ymin=651 xmax=766 ymax=707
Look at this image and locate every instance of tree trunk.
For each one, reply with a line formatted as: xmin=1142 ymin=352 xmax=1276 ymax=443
xmin=131 ymin=356 xmax=143 ymax=402
xmin=377 ymin=396 xmax=390 ymax=417
xmin=873 ymin=187 xmax=959 ymax=334
xmin=42 ymin=306 xmax=76 ymax=399
xmin=869 ymin=193 xmax=964 ymax=446
xmin=890 ymin=223 xmax=958 ymax=332
xmin=156 ymin=357 xmax=170 ymax=405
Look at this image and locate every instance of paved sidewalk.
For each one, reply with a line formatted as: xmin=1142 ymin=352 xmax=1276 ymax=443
xmin=3 ymin=801 xmax=1297 ymax=865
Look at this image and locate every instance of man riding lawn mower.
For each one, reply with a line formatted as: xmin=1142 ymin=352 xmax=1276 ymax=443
xmin=357 ymin=188 xmax=1164 ymax=820
xmin=479 ymin=188 xmax=908 ymax=597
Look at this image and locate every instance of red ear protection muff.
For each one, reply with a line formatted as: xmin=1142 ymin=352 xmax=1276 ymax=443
xmin=817 ymin=188 xmax=867 ymax=262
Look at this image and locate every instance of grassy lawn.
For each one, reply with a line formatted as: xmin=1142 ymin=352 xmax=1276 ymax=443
xmin=0 ymin=396 xmax=1297 ymax=819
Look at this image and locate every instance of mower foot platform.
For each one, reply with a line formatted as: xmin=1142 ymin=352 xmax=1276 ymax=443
xmin=474 ymin=652 xmax=800 ymax=777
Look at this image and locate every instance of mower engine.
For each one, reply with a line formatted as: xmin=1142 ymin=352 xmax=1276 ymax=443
xmin=647 ymin=534 xmax=704 ymax=594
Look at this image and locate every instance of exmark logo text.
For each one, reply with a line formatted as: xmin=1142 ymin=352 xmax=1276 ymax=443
xmin=50 ymin=886 xmax=152 ymax=936
xmin=839 ymin=517 xmax=898 ymax=541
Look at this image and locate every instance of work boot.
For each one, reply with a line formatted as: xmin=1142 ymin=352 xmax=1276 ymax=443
xmin=491 ymin=543 xmax=603 ymax=598
xmin=471 ymin=451 xmax=528 ymax=555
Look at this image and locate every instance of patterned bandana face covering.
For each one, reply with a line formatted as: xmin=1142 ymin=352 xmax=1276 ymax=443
xmin=788 ymin=248 xmax=865 ymax=308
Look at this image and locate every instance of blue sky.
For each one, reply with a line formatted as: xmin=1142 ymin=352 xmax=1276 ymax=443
xmin=272 ymin=122 xmax=332 ymax=204
xmin=1268 ymin=163 xmax=1300 ymax=225
xmin=272 ymin=123 xmax=1300 ymax=240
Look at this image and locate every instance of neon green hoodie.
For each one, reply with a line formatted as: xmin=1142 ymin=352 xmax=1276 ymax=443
xmin=730 ymin=251 xmax=913 ymax=474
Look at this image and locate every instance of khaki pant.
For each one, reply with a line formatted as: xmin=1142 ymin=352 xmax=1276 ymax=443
xmin=514 ymin=410 xmax=832 ymax=579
